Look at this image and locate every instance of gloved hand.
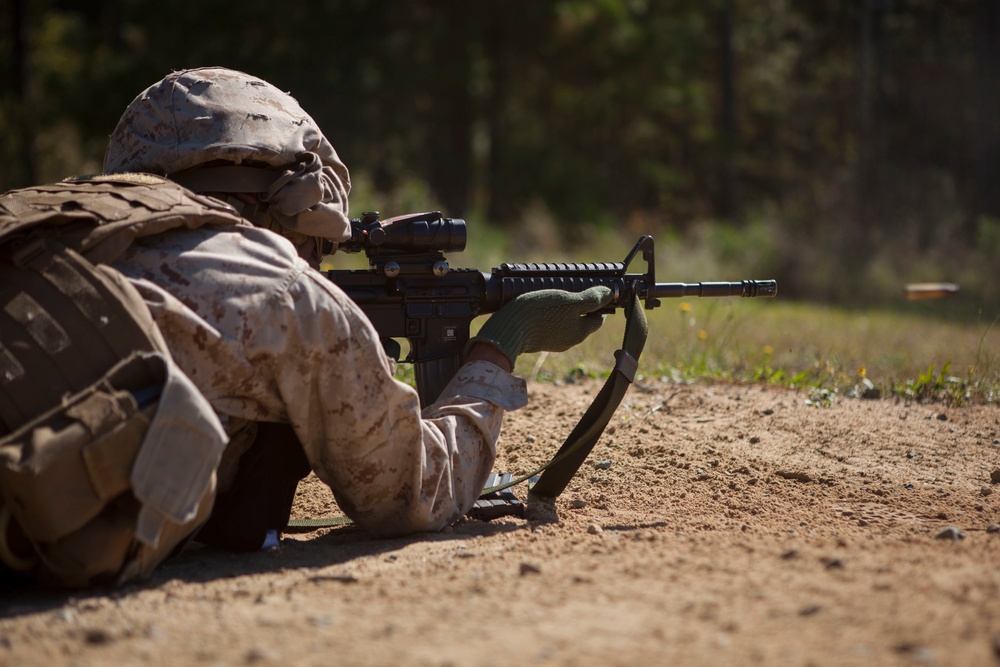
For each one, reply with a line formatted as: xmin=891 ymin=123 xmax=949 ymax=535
xmin=468 ymin=286 xmax=614 ymax=368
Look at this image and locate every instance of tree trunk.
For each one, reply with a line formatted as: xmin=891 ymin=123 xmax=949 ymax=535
xmin=975 ymin=0 xmax=1000 ymax=232
xmin=717 ymin=4 xmax=740 ymax=223
xmin=6 ymin=0 xmax=36 ymax=188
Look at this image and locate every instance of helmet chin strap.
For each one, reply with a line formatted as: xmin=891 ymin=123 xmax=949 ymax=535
xmin=169 ymin=164 xmax=283 ymax=194
xmin=218 ymin=194 xmax=327 ymax=266
xmin=168 ymin=165 xmax=334 ymax=266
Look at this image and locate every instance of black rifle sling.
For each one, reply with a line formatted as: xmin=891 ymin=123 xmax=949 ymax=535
xmin=474 ymin=289 xmax=649 ymax=500
xmin=286 ymin=291 xmax=648 ymax=532
xmin=526 ymin=291 xmax=648 ymax=497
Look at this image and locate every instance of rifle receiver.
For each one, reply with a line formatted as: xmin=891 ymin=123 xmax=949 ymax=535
xmin=325 ymin=213 xmax=778 ymax=403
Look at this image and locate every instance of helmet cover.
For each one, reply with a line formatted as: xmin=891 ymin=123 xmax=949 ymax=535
xmin=103 ymin=67 xmax=350 ymax=243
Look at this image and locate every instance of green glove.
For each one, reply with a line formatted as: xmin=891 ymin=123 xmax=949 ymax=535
xmin=469 ymin=286 xmax=614 ymax=368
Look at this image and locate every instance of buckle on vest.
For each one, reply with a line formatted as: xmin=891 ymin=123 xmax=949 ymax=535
xmin=10 ymin=237 xmax=50 ymax=270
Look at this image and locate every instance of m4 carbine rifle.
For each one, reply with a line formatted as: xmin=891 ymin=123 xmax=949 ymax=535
xmin=325 ymin=211 xmax=777 ymax=408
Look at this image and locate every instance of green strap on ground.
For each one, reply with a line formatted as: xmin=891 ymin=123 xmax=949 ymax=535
xmin=286 ymin=291 xmax=648 ymax=533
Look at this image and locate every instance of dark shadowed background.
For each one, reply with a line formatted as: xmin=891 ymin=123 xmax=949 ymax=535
xmin=2 ymin=0 xmax=998 ymax=311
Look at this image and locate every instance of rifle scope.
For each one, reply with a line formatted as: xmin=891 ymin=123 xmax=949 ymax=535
xmin=341 ymin=211 xmax=467 ymax=255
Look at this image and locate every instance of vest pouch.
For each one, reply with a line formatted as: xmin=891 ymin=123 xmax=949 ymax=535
xmin=0 ymin=351 xmax=225 ymax=588
xmin=0 ymin=179 xmax=239 ymax=588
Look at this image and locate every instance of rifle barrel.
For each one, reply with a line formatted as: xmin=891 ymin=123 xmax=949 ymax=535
xmin=651 ymin=280 xmax=777 ymax=299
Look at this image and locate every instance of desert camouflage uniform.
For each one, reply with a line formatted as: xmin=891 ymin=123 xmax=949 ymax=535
xmin=103 ymin=67 xmax=529 ymax=538
xmin=111 ymin=223 xmax=528 ymax=537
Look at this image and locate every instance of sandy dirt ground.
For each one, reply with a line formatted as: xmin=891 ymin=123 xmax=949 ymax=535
xmin=2 ymin=376 xmax=999 ymax=666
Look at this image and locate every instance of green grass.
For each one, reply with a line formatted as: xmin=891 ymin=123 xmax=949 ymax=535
xmin=510 ymin=298 xmax=1000 ymax=406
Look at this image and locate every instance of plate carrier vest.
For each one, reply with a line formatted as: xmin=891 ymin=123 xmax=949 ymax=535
xmin=0 ymin=174 xmax=244 ymax=587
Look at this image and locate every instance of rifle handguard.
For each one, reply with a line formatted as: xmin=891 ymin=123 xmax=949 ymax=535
xmin=467 ymin=286 xmax=614 ymax=369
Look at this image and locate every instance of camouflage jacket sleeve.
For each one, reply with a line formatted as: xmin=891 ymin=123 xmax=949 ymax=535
xmin=111 ymin=225 xmax=527 ymax=537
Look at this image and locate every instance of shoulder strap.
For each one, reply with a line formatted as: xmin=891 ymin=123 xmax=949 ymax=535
xmin=0 ymin=175 xmax=246 ymax=265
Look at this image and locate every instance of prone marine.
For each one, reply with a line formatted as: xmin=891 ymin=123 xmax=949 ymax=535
xmin=0 ymin=67 xmax=612 ymax=587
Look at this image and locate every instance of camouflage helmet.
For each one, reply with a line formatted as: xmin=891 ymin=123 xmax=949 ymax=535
xmin=103 ymin=67 xmax=351 ymax=245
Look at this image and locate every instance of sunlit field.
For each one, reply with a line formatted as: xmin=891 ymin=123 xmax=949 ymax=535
xmin=521 ymin=298 xmax=1000 ymax=405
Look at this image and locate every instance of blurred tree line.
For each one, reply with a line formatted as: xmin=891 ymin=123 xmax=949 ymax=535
xmin=1 ymin=0 xmax=997 ymax=306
